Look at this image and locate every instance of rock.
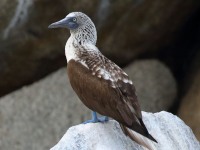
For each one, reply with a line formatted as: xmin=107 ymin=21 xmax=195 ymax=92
xmin=98 ymin=0 xmax=200 ymax=64
xmin=0 ymin=68 xmax=90 ymax=150
xmin=0 ymin=0 xmax=200 ymax=97
xmin=178 ymin=77 xmax=200 ymax=141
xmin=0 ymin=0 xmax=99 ymax=96
xmin=50 ymin=111 xmax=200 ymax=150
xmin=125 ymin=59 xmax=177 ymax=112
xmin=178 ymin=51 xmax=200 ymax=141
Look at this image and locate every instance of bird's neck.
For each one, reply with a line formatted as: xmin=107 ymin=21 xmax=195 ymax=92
xmin=70 ymin=24 xmax=97 ymax=46
xmin=65 ymin=34 xmax=99 ymax=63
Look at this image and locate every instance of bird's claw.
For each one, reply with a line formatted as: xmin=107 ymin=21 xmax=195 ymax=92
xmin=82 ymin=111 xmax=109 ymax=124
xmin=82 ymin=116 xmax=109 ymax=124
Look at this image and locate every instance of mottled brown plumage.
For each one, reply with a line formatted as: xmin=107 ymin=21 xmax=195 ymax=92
xmin=67 ymin=54 xmax=156 ymax=143
xmin=49 ymin=12 xmax=157 ymax=150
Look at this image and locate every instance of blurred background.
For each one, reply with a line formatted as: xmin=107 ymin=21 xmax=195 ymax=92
xmin=0 ymin=0 xmax=200 ymax=149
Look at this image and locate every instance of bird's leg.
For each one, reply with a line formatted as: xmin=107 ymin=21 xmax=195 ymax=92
xmin=82 ymin=111 xmax=109 ymax=124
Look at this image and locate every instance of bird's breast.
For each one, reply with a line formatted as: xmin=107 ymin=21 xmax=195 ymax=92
xmin=65 ymin=38 xmax=78 ymax=62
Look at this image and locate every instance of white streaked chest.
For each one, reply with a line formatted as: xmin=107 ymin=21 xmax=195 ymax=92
xmin=65 ymin=36 xmax=91 ymax=69
xmin=65 ymin=36 xmax=78 ymax=62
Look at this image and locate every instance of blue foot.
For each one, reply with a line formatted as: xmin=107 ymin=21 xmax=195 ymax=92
xmin=82 ymin=111 xmax=109 ymax=124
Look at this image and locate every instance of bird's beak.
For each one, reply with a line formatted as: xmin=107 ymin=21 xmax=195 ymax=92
xmin=48 ymin=17 xmax=69 ymax=29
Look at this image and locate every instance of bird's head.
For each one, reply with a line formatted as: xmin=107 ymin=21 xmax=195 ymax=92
xmin=48 ymin=12 xmax=97 ymax=45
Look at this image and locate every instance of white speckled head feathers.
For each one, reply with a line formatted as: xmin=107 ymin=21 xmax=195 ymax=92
xmin=66 ymin=12 xmax=97 ymax=45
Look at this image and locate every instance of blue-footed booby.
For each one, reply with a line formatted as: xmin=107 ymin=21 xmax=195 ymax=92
xmin=49 ymin=12 xmax=157 ymax=150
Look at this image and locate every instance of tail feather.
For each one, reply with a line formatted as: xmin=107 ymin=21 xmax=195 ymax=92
xmin=120 ymin=124 xmax=155 ymax=150
xmin=138 ymin=118 xmax=157 ymax=143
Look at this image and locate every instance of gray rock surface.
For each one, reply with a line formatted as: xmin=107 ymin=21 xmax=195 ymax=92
xmin=0 ymin=68 xmax=90 ymax=150
xmin=51 ymin=111 xmax=200 ymax=150
xmin=0 ymin=0 xmax=99 ymax=96
xmin=125 ymin=60 xmax=177 ymax=112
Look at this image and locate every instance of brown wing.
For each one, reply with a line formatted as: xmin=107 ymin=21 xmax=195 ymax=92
xmin=67 ymin=59 xmax=122 ymax=119
xmin=78 ymin=50 xmax=142 ymax=120
xmin=103 ymin=59 xmax=157 ymax=142
xmin=104 ymin=60 xmax=142 ymax=119
xmin=67 ymin=58 xmax=153 ymax=140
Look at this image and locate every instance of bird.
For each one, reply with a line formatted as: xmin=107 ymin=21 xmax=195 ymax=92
xmin=48 ymin=12 xmax=157 ymax=150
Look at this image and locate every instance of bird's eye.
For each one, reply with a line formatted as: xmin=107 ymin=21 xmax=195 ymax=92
xmin=73 ymin=17 xmax=77 ymax=22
